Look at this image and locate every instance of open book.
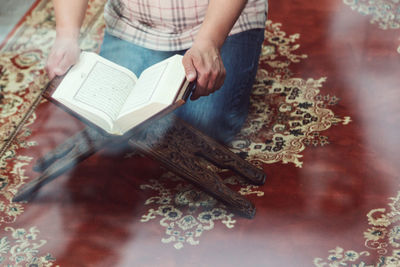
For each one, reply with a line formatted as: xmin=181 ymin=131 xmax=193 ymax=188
xmin=48 ymin=51 xmax=192 ymax=135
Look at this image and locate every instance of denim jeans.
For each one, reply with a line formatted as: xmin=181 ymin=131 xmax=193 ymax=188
xmin=99 ymin=29 xmax=265 ymax=143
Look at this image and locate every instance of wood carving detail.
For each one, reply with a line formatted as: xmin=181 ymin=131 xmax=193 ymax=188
xmin=130 ymin=115 xmax=262 ymax=218
xmin=14 ymin=114 xmax=265 ymax=218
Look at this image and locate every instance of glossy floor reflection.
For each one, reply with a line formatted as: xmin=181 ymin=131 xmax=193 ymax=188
xmin=1 ymin=0 xmax=400 ymax=266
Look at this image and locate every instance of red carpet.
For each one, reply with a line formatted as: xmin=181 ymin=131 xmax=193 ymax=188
xmin=1 ymin=0 xmax=400 ymax=266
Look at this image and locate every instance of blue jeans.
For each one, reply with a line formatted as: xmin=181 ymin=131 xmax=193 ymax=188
xmin=99 ymin=29 xmax=265 ymax=143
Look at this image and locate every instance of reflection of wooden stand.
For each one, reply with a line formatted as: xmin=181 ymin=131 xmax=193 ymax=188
xmin=12 ymin=78 xmax=266 ymax=218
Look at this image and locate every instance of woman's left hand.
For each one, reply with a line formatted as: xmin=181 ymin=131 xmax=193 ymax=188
xmin=182 ymin=39 xmax=226 ymax=100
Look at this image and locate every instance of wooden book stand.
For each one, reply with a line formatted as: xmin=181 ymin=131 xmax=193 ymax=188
xmin=12 ymin=79 xmax=266 ymax=219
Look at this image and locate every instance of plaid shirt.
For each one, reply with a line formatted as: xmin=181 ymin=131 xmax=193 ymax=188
xmin=104 ymin=0 xmax=268 ymax=51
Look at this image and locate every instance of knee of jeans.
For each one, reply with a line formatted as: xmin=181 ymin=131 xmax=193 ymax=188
xmin=206 ymin=110 xmax=248 ymax=144
xmin=175 ymin=101 xmax=248 ymax=144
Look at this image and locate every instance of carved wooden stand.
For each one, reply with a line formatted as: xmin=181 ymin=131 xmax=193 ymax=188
xmin=13 ymin=114 xmax=266 ymax=219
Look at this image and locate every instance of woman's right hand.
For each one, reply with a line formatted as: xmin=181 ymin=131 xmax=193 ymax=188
xmin=45 ymin=37 xmax=80 ymax=80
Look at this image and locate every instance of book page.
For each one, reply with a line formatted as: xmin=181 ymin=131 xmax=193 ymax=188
xmin=73 ymin=61 xmax=136 ymax=121
xmin=119 ymin=62 xmax=168 ymax=116
xmin=114 ymin=54 xmax=186 ymax=134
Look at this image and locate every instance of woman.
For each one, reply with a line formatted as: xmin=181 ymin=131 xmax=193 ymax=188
xmin=46 ymin=0 xmax=268 ymax=143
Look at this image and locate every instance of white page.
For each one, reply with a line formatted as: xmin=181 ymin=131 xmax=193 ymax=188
xmin=73 ymin=61 xmax=136 ymax=122
xmin=114 ymin=54 xmax=186 ymax=133
xmin=117 ymin=102 xmax=167 ymax=134
xmin=149 ymin=56 xmax=186 ymax=105
xmin=119 ymin=61 xmax=168 ymax=115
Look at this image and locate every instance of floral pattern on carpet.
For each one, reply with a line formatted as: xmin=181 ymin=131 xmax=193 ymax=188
xmin=343 ymin=0 xmax=400 ymax=53
xmin=139 ymin=21 xmax=351 ymax=249
xmin=0 ymin=0 xmax=106 ymax=264
xmin=230 ymin=21 xmax=351 ymax=167
xmin=0 ymin=226 xmax=55 ymax=266
xmin=140 ymin=172 xmax=263 ymax=250
xmin=314 ymin=191 xmax=400 ymax=266
xmin=0 ymin=0 xmax=352 ymax=257
xmin=0 ymin=0 xmax=105 ymax=159
xmin=0 ymin=0 xmax=105 ymax=223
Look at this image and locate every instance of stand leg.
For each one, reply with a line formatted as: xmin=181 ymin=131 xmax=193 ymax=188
xmin=14 ymin=114 xmax=265 ymax=219
xmin=138 ymin=115 xmax=266 ymax=184
xmin=13 ymin=127 xmax=111 ymax=202
xmin=172 ymin=120 xmax=266 ymax=185
xmin=129 ymin=115 xmax=260 ymax=218
xmin=129 ymin=138 xmax=256 ymax=218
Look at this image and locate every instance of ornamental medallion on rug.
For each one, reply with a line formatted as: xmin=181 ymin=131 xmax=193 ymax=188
xmin=139 ymin=172 xmax=263 ymax=250
xmin=314 ymin=191 xmax=400 ymax=266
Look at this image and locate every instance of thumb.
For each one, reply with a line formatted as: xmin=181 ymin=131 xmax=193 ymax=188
xmin=182 ymin=55 xmax=197 ymax=82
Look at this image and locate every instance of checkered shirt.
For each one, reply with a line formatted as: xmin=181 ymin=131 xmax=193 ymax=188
xmin=104 ymin=0 xmax=268 ymax=51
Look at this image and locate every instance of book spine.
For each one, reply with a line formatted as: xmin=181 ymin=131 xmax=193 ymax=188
xmin=182 ymin=81 xmax=195 ymax=101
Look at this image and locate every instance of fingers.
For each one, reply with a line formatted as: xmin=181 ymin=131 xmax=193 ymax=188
xmin=46 ymin=50 xmax=77 ymax=79
xmin=45 ymin=51 xmax=60 ymax=80
xmin=216 ymin=62 xmax=226 ymax=89
xmin=45 ymin=38 xmax=80 ymax=80
xmin=46 ymin=52 xmax=65 ymax=80
xmin=192 ymin=60 xmax=225 ymax=100
xmin=182 ymin=55 xmax=197 ymax=82
xmin=55 ymin=52 xmax=76 ymax=76
xmin=184 ymin=46 xmax=226 ymax=101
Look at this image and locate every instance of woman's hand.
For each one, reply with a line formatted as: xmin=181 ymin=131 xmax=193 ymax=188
xmin=181 ymin=0 xmax=247 ymax=100
xmin=46 ymin=37 xmax=80 ymax=80
xmin=182 ymin=39 xmax=226 ymax=100
xmin=46 ymin=0 xmax=88 ymax=80
xmin=45 ymin=37 xmax=80 ymax=80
